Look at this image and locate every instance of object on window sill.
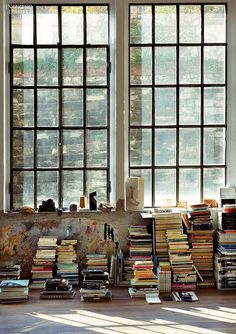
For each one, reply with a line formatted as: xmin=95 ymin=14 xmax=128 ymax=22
xmin=69 ymin=203 xmax=78 ymax=212
xmin=19 ymin=206 xmax=35 ymax=214
xmin=125 ymin=177 xmax=144 ymax=211
xmin=98 ymin=202 xmax=114 ymax=212
xmin=89 ymin=191 xmax=97 ymax=211
xmin=38 ymin=198 xmax=56 ymax=212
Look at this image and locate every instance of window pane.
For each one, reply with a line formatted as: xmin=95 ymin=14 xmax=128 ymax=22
xmin=130 ymin=129 xmax=152 ymax=166
xmin=180 ymin=5 xmax=201 ymax=43
xmin=37 ymin=89 xmax=59 ymax=127
xmin=63 ymin=130 xmax=83 ymax=167
xmin=37 ymin=171 xmax=58 ymax=208
xmin=130 ymin=88 xmax=152 ymax=126
xmin=179 ymin=168 xmax=200 ymax=204
xmin=13 ymin=49 xmax=34 ymax=86
xmin=86 ymin=130 xmax=107 ymax=167
xmin=37 ymin=130 xmax=59 ymax=167
xmin=11 ymin=5 xmax=33 ymax=44
xmin=63 ymin=170 xmax=83 ymax=208
xmin=155 ymin=129 xmax=176 ymax=166
xmin=204 ymin=46 xmax=225 ymax=84
xmin=86 ymin=89 xmax=107 ymax=126
xmin=179 ymin=47 xmax=201 ymax=84
xmin=62 ymin=6 xmax=83 ymax=44
xmin=204 ymin=87 xmax=225 ymax=125
xmin=13 ymin=89 xmax=34 ymax=127
xmin=13 ymin=130 xmax=34 ymax=168
xmin=86 ymin=170 xmax=107 ymax=203
xmin=130 ymin=169 xmax=152 ymax=207
xmin=204 ymin=128 xmax=225 ymax=165
xmin=87 ymin=6 xmax=108 ymax=44
xmin=13 ymin=171 xmax=34 ymax=209
xmin=37 ymin=49 xmax=58 ymax=86
xmin=130 ymin=5 xmax=152 ymax=44
xmin=155 ymin=6 xmax=176 ymax=44
xmin=62 ymin=48 xmax=83 ymax=85
xmin=62 ymin=89 xmax=83 ymax=126
xmin=155 ymin=169 xmax=176 ymax=207
xmin=179 ymin=128 xmax=200 ymax=165
xmin=204 ymin=5 xmax=226 ymax=43
xmin=36 ymin=6 xmax=58 ymax=44
xmin=130 ymin=47 xmax=152 ymax=85
xmin=179 ymin=88 xmax=201 ymax=125
xmin=155 ymin=88 xmax=176 ymax=125
xmin=155 ymin=47 xmax=176 ymax=84
xmin=204 ymin=168 xmax=225 ymax=199
xmin=86 ymin=48 xmax=107 ymax=85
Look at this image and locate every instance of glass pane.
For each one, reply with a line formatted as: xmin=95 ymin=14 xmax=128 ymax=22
xmin=130 ymin=47 xmax=152 ymax=85
xmin=155 ymin=169 xmax=176 ymax=207
xmin=130 ymin=88 xmax=152 ymax=126
xmin=204 ymin=168 xmax=225 ymax=199
xmin=86 ymin=88 xmax=107 ymax=126
xmin=130 ymin=129 xmax=152 ymax=166
xmin=37 ymin=49 xmax=58 ymax=86
xmin=37 ymin=130 xmax=58 ymax=167
xmin=13 ymin=130 xmax=34 ymax=168
xmin=130 ymin=169 xmax=152 ymax=207
xmin=155 ymin=47 xmax=176 ymax=84
xmin=37 ymin=171 xmax=58 ymax=208
xmin=179 ymin=168 xmax=200 ymax=204
xmin=179 ymin=47 xmax=201 ymax=84
xmin=86 ymin=130 xmax=107 ymax=167
xmin=204 ymin=46 xmax=225 ymax=84
xmin=86 ymin=170 xmax=107 ymax=203
xmin=37 ymin=89 xmax=59 ymax=127
xmin=13 ymin=171 xmax=34 ymax=209
xmin=180 ymin=5 xmax=201 ymax=43
xmin=155 ymin=5 xmax=176 ymax=44
xmin=13 ymin=49 xmax=34 ymax=86
xmin=204 ymin=128 xmax=225 ymax=165
xmin=62 ymin=48 xmax=83 ymax=85
xmin=62 ymin=89 xmax=83 ymax=126
xmin=179 ymin=128 xmax=200 ymax=165
xmin=87 ymin=6 xmax=108 ymax=44
xmin=179 ymin=88 xmax=201 ymax=125
xmin=86 ymin=48 xmax=107 ymax=85
xmin=11 ymin=5 xmax=33 ymax=44
xmin=13 ymin=89 xmax=34 ymax=127
xmin=155 ymin=129 xmax=176 ymax=166
xmin=63 ymin=170 xmax=83 ymax=208
xmin=36 ymin=6 xmax=58 ymax=44
xmin=155 ymin=88 xmax=176 ymax=125
xmin=204 ymin=5 xmax=226 ymax=43
xmin=204 ymin=87 xmax=225 ymax=125
xmin=63 ymin=130 xmax=83 ymax=167
xmin=130 ymin=5 xmax=152 ymax=44
xmin=62 ymin=6 xmax=83 ymax=44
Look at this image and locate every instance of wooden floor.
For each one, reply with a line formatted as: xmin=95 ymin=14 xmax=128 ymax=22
xmin=1 ymin=287 xmax=236 ymax=334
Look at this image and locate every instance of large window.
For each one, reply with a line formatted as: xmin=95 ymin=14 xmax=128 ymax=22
xmin=129 ymin=4 xmax=227 ymax=207
xmin=9 ymin=4 xmax=110 ymax=209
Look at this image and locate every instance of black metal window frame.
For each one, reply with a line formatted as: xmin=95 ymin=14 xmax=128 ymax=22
xmin=129 ymin=3 xmax=227 ymax=207
xmin=9 ymin=4 xmax=111 ymax=210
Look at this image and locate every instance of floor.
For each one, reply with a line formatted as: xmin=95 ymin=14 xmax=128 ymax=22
xmin=0 ymin=287 xmax=236 ymax=334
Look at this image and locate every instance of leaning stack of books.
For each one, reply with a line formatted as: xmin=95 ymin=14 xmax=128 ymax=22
xmin=0 ymin=279 xmax=29 ymax=303
xmin=40 ymin=278 xmax=75 ymax=299
xmin=0 ymin=264 xmax=21 ymax=281
xmin=80 ymin=269 xmax=112 ymax=301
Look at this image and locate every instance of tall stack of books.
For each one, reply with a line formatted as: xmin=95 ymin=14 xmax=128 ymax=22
xmin=0 ymin=265 xmax=21 ymax=281
xmin=0 ymin=279 xmax=29 ymax=303
xmin=128 ymin=260 xmax=158 ymax=298
xmin=128 ymin=225 xmax=153 ymax=260
xmin=40 ymin=278 xmax=75 ymax=299
xmin=182 ymin=204 xmax=214 ymax=288
xmin=56 ymin=239 xmax=79 ymax=287
xmin=215 ymin=204 xmax=236 ymax=289
xmin=80 ymin=269 xmax=112 ymax=301
xmin=30 ymin=236 xmax=57 ymax=289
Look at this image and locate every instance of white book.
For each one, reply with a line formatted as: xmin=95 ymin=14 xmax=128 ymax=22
xmin=145 ymin=293 xmax=162 ymax=304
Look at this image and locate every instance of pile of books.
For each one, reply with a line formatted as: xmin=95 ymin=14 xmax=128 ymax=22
xmin=0 ymin=279 xmax=29 ymax=303
xmin=86 ymin=254 xmax=109 ymax=272
xmin=40 ymin=278 xmax=75 ymax=299
xmin=157 ymin=261 xmax=172 ymax=292
xmin=128 ymin=225 xmax=153 ymax=260
xmin=56 ymin=239 xmax=79 ymax=287
xmin=80 ymin=269 xmax=112 ymax=301
xmin=0 ymin=264 xmax=21 ymax=281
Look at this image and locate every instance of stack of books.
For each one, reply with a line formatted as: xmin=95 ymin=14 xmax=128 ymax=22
xmin=80 ymin=269 xmax=112 ymax=301
xmin=157 ymin=261 xmax=172 ymax=292
xmin=30 ymin=236 xmax=58 ymax=289
xmin=128 ymin=225 xmax=153 ymax=260
xmin=40 ymin=278 xmax=75 ymax=299
xmin=128 ymin=260 xmax=158 ymax=298
xmin=56 ymin=239 xmax=79 ymax=287
xmin=86 ymin=254 xmax=109 ymax=272
xmin=0 ymin=265 xmax=21 ymax=281
xmin=0 ymin=279 xmax=29 ymax=303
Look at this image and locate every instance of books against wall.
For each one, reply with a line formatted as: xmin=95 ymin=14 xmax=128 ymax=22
xmin=40 ymin=278 xmax=75 ymax=299
xmin=80 ymin=269 xmax=112 ymax=301
xmin=0 ymin=279 xmax=29 ymax=303
xmin=0 ymin=265 xmax=21 ymax=281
